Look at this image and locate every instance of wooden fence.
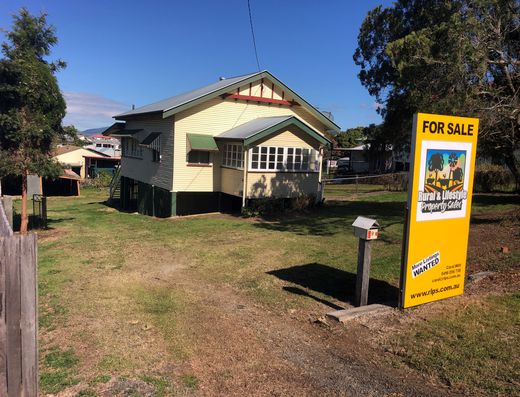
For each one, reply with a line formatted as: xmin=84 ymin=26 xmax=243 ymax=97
xmin=0 ymin=199 xmax=38 ymax=396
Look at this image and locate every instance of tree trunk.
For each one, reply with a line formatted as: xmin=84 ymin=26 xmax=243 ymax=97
xmin=20 ymin=171 xmax=28 ymax=234
xmin=504 ymin=153 xmax=520 ymax=192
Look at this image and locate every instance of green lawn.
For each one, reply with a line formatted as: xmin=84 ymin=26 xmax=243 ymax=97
xmin=394 ymin=292 xmax=520 ymax=396
xmin=9 ymin=185 xmax=520 ymax=395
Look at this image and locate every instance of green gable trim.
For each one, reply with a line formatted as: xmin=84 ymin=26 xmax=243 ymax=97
xmin=243 ymin=117 xmax=331 ymax=148
xmin=187 ymin=133 xmax=219 ymax=151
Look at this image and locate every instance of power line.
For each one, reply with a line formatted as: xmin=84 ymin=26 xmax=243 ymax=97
xmin=247 ymin=0 xmax=261 ymax=71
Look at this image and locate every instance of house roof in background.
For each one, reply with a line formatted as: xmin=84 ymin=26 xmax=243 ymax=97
xmin=55 ymin=145 xmax=82 ymax=156
xmin=114 ymin=70 xmax=341 ymax=132
xmin=60 ymin=169 xmax=81 ymax=180
xmin=54 ymin=145 xmax=112 ymax=158
xmin=216 ymin=116 xmax=331 ymax=147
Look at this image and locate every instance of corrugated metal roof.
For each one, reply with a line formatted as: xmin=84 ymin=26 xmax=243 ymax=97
xmin=216 ymin=116 xmax=293 ymax=140
xmin=116 ymin=72 xmax=261 ymax=118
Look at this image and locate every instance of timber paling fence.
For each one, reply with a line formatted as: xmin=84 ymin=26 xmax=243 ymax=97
xmin=0 ymin=199 xmax=38 ymax=396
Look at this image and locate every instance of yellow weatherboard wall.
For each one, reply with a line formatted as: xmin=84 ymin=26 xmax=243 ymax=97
xmin=401 ymin=113 xmax=479 ymax=308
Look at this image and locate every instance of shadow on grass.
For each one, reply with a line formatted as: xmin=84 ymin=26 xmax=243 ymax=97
xmin=12 ymin=211 xmax=74 ymax=232
xmin=254 ymin=201 xmax=406 ymax=236
xmin=268 ymin=263 xmax=398 ymax=307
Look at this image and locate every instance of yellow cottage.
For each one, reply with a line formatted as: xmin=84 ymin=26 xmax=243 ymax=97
xmin=105 ymin=70 xmax=340 ymax=216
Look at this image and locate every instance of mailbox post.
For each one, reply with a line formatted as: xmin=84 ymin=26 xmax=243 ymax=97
xmin=352 ymin=216 xmax=379 ymax=307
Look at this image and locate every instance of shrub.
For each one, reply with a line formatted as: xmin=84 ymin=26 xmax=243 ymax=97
xmin=474 ymin=163 xmax=515 ymax=192
xmin=81 ymin=171 xmax=113 ymax=188
xmin=243 ymin=194 xmax=317 ymax=217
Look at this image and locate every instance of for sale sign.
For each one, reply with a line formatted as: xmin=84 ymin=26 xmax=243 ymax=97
xmin=399 ymin=113 xmax=479 ymax=308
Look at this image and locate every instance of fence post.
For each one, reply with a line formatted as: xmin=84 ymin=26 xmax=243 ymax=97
xmin=20 ymin=234 xmax=38 ymax=396
xmin=0 ymin=234 xmax=38 ymax=397
xmin=0 ymin=240 xmax=7 ymax=396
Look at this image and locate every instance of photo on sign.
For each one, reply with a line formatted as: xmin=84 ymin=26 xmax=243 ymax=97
xmin=416 ymin=141 xmax=472 ymax=222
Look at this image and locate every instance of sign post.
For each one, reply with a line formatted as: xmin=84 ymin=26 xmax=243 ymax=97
xmin=400 ymin=113 xmax=479 ymax=309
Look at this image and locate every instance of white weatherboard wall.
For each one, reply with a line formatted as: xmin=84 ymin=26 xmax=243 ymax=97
xmin=173 ymin=88 xmax=328 ymax=193
xmin=121 ymin=115 xmax=174 ymax=191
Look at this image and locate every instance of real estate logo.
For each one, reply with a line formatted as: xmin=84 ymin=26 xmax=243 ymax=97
xmin=415 ymin=141 xmax=472 ymax=222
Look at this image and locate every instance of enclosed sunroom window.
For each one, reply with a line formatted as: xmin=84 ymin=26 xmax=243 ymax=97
xmin=250 ymin=146 xmax=317 ymax=172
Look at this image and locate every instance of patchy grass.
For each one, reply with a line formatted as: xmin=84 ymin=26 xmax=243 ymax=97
xmin=40 ymin=347 xmax=80 ymax=394
xmin=141 ymin=375 xmax=174 ymax=396
xmin=179 ymin=374 xmax=199 ymax=390
xmin=9 ymin=185 xmax=516 ymax=395
xmin=393 ymin=293 xmax=520 ymax=396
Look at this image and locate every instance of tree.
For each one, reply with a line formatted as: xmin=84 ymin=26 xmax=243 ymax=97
xmin=62 ymin=125 xmax=86 ymax=146
xmin=428 ymin=153 xmax=445 ymax=185
xmin=0 ymin=8 xmax=66 ymax=233
xmin=334 ymin=126 xmax=365 ymax=148
xmin=354 ymin=0 xmax=520 ymax=187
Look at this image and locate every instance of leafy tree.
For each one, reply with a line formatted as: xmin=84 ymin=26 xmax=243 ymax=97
xmin=428 ymin=153 xmax=445 ymax=184
xmin=335 ymin=126 xmax=365 ymax=148
xmin=0 ymin=8 xmax=66 ymax=233
xmin=62 ymin=125 xmax=86 ymax=146
xmin=354 ymin=0 xmax=520 ymax=188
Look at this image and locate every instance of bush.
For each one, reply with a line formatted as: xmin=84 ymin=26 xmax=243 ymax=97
xmin=243 ymin=194 xmax=317 ymax=217
xmin=363 ymin=173 xmax=408 ymax=191
xmin=81 ymin=171 xmax=113 ymax=189
xmin=474 ymin=163 xmax=515 ymax=192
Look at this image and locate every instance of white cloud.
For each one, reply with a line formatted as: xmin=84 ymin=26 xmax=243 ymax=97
xmin=62 ymin=92 xmax=130 ymax=131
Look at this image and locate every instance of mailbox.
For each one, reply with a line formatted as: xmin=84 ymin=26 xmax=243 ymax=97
xmin=352 ymin=216 xmax=379 ymax=240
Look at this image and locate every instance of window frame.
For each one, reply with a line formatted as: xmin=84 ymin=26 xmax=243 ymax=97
xmin=122 ymin=137 xmax=143 ymax=159
xmin=249 ymin=146 xmax=318 ymax=172
xmin=187 ymin=150 xmax=211 ymax=165
xmin=222 ymin=143 xmax=244 ymax=170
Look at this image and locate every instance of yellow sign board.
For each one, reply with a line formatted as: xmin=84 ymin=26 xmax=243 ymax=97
xmin=400 ymin=113 xmax=479 ymax=308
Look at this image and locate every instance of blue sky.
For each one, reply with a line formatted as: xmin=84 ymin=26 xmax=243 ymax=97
xmin=0 ymin=0 xmax=390 ymax=131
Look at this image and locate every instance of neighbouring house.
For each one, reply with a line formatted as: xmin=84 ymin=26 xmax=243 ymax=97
xmin=1 ymin=170 xmax=81 ymax=197
xmin=335 ymin=143 xmax=408 ymax=176
xmin=54 ymin=145 xmax=120 ymax=178
xmin=84 ymin=132 xmax=121 ymax=158
xmin=105 ymin=70 xmax=340 ymax=217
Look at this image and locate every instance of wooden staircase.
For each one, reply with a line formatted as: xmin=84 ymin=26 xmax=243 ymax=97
xmin=108 ymin=166 xmax=121 ymax=204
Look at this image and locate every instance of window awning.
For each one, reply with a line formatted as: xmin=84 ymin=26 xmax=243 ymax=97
xmin=187 ymin=133 xmax=218 ymax=151
xmin=108 ymin=129 xmax=143 ymax=138
xmin=139 ymin=132 xmax=161 ymax=147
